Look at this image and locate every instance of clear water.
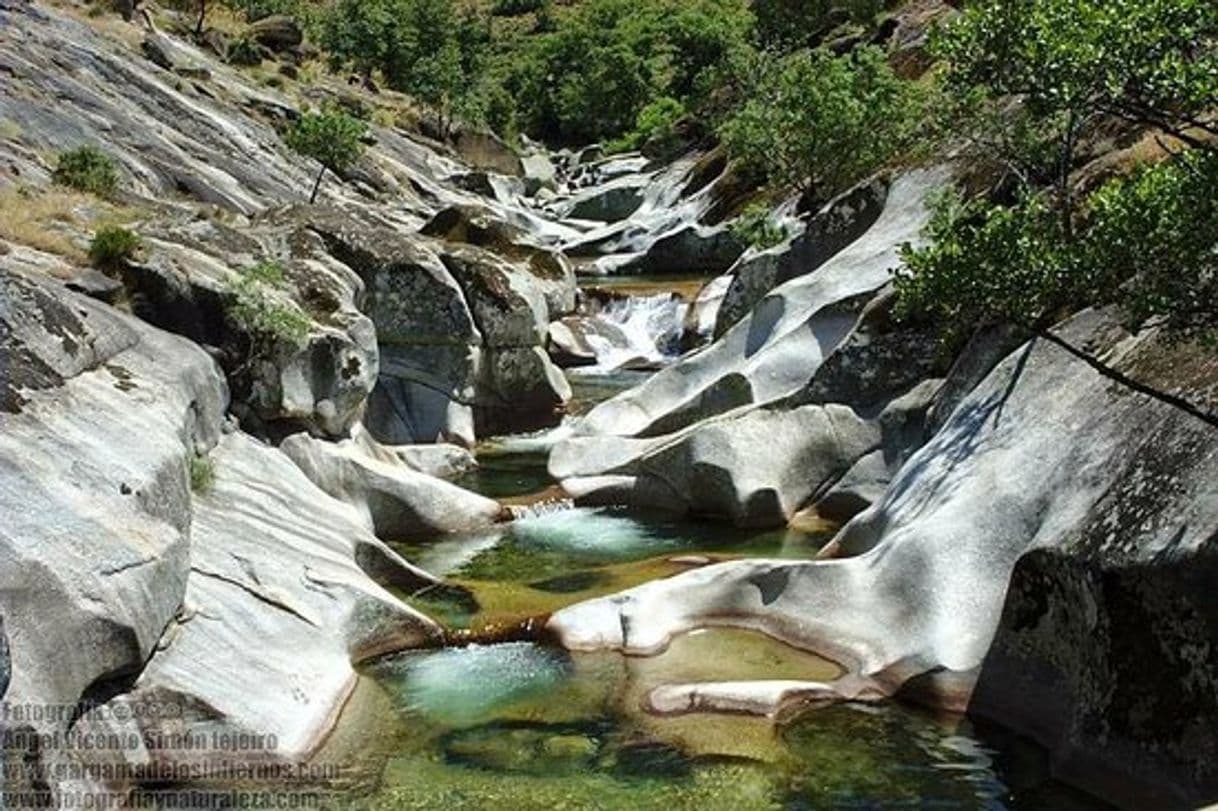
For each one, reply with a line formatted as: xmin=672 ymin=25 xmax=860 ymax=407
xmin=394 ymin=506 xmax=829 ymax=632
xmin=348 ymin=338 xmax=1110 ymax=811
xmin=346 ymin=632 xmax=1109 ymax=811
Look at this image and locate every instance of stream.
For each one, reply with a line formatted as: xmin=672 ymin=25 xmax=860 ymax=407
xmin=331 ymin=271 xmax=1112 ymax=810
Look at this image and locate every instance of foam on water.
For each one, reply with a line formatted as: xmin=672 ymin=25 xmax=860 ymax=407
xmin=507 ymin=507 xmax=674 ymax=558
xmin=381 ymin=643 xmax=571 ymax=727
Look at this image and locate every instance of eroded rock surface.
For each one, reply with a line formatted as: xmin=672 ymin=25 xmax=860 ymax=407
xmin=551 ymin=310 xmax=1218 ymax=806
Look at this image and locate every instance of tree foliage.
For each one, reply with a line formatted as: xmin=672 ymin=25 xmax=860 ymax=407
xmin=933 ymin=0 xmax=1218 ymax=216
xmin=284 ymin=107 xmax=368 ymax=202
xmin=501 ymin=0 xmax=753 ymax=144
xmin=719 ymin=46 xmax=920 ymax=202
xmin=896 ymin=0 xmax=1218 ymax=356
xmin=318 ymin=0 xmax=488 ymax=134
xmin=895 ymin=152 xmax=1218 ymax=348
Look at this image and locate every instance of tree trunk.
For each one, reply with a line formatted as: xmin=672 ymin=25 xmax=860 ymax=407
xmin=1033 ymin=326 xmax=1218 ymax=429
xmin=309 ymin=165 xmax=326 ymax=205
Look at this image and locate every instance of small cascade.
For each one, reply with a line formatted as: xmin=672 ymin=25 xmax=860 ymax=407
xmin=549 ymin=283 xmax=702 ymax=375
xmin=571 ymin=292 xmax=688 ymax=373
xmin=505 ymin=497 xmax=576 ymax=521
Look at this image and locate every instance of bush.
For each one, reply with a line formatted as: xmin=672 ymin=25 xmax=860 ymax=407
xmin=730 ymin=201 xmax=788 ymax=250
xmin=1079 ymin=150 xmax=1218 ymax=346
xmin=189 ymin=454 xmax=215 ymax=494
xmin=88 ymin=226 xmax=141 ymax=268
xmin=491 ymin=0 xmax=546 ymax=16
xmin=720 ymin=46 xmax=920 ymax=203
xmin=226 ymin=35 xmax=264 ymax=66
xmin=225 ymin=260 xmax=311 ymax=348
xmin=893 ymin=151 xmax=1218 ymax=349
xmin=606 ymin=97 xmax=686 ymax=154
xmin=52 ymin=146 xmax=119 ymax=196
xmin=284 ymin=107 xmax=368 ymax=202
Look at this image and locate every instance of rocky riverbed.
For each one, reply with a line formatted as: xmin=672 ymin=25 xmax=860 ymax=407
xmin=1 ymin=2 xmax=1217 ymax=809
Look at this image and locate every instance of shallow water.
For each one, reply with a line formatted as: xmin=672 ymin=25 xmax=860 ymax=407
xmin=354 ymin=360 xmax=1110 ymax=811
xmin=349 ymin=633 xmax=1108 ymax=811
xmin=395 ymin=506 xmax=829 ymax=632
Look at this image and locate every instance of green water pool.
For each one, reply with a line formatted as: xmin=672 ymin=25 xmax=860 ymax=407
xmin=345 ymin=380 xmax=1112 ymax=810
xmin=344 ymin=632 xmax=1108 ymax=810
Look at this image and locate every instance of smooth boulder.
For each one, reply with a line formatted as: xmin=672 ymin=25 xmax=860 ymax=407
xmin=281 ymin=426 xmax=504 ymax=539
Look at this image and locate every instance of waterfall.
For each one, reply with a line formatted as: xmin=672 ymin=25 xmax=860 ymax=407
xmin=566 ymin=293 xmax=688 ymax=374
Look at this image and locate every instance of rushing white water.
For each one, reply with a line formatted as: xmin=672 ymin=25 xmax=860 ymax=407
xmin=570 ymin=293 xmax=688 ymax=374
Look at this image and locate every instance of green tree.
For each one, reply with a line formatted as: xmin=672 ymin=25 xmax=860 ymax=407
xmin=284 ymin=107 xmax=368 ymax=203
xmin=503 ymin=0 xmax=752 ymax=144
xmin=932 ymin=0 xmax=1218 ymax=231
xmin=318 ymin=0 xmax=394 ymax=82
xmin=719 ymin=46 xmax=919 ymax=203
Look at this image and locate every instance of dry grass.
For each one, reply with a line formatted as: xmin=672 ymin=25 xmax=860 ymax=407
xmin=0 ymin=188 xmax=91 ymax=261
xmin=0 ymin=187 xmax=141 ymax=264
xmin=0 ymin=118 xmax=22 ymax=142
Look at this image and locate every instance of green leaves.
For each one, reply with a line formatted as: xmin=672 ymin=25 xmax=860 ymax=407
xmin=719 ymin=46 xmax=920 ymax=202
xmin=932 ymin=0 xmax=1218 ymax=141
xmin=898 ymin=0 xmax=1218 ymax=351
xmin=53 ymin=146 xmax=120 ymax=197
xmin=504 ymin=0 xmax=753 ymax=144
xmin=88 ymin=225 xmax=142 ymax=269
xmin=1080 ymin=150 xmax=1218 ymax=346
xmin=225 ymin=260 xmax=311 ymax=349
xmin=894 ymin=152 xmax=1218 ymax=348
xmin=318 ymin=0 xmax=485 ymax=131
xmin=284 ymin=107 xmax=367 ymax=174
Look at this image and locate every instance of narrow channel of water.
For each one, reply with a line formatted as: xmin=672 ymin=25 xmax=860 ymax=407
xmin=344 ymin=280 xmax=1111 ymax=810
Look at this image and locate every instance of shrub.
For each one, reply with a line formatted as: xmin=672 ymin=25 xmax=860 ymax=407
xmin=284 ymin=107 xmax=368 ymax=203
xmin=491 ymin=0 xmax=546 ymax=16
xmin=52 ymin=146 xmax=119 ymax=196
xmin=189 ymin=453 xmax=215 ymax=494
xmin=1078 ymin=150 xmax=1218 ymax=347
xmin=720 ymin=46 xmax=920 ymax=204
xmin=88 ymin=225 xmax=141 ymax=268
xmin=225 ymin=260 xmax=311 ymax=348
xmin=893 ymin=151 xmax=1218 ymax=349
xmin=226 ymin=35 xmax=264 ymax=66
xmin=730 ymin=201 xmax=788 ymax=250
xmin=606 ymin=97 xmax=686 ymax=154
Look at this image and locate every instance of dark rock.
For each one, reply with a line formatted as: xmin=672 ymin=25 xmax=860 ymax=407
xmin=617 ymin=223 xmax=745 ymax=277
xmin=246 ymin=15 xmax=302 ymax=52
